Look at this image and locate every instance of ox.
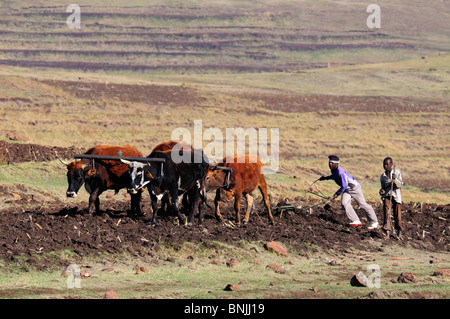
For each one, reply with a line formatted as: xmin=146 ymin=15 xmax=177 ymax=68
xmin=205 ymin=154 xmax=274 ymax=225
xmin=60 ymin=145 xmax=144 ymax=215
xmin=121 ymin=142 xmax=209 ymax=226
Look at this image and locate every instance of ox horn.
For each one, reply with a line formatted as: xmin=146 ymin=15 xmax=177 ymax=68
xmin=57 ymin=157 xmax=71 ymax=166
xmin=120 ymin=159 xmax=132 ymax=165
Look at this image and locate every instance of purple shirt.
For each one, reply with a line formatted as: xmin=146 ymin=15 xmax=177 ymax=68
xmin=325 ymin=166 xmax=359 ymax=196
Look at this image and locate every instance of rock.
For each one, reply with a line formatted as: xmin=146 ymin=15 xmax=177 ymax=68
xmin=11 ymin=193 xmax=22 ymax=200
xmin=102 ymin=267 xmax=115 ymax=273
xmin=433 ymin=269 xmax=450 ymax=277
xmin=226 ymin=258 xmax=239 ymax=268
xmin=265 ymin=241 xmax=288 ymax=257
xmin=165 ymin=256 xmax=176 ymax=263
xmin=6 ymin=133 xmax=29 ymax=142
xmin=397 ymin=272 xmax=418 ymax=283
xmin=266 ymin=264 xmax=286 ymax=274
xmin=310 ymin=286 xmax=319 ymax=292
xmin=80 ymin=270 xmax=92 ymax=279
xmin=105 ymin=194 xmax=115 ymax=199
xmin=224 ymin=284 xmax=240 ymax=291
xmin=134 ymin=266 xmax=149 ymax=274
xmin=350 ymin=272 xmax=368 ymax=287
xmin=429 ymin=258 xmax=440 ymax=264
xmin=104 ymin=290 xmax=119 ymax=299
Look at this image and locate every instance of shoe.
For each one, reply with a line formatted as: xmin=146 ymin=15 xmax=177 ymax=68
xmin=368 ymin=222 xmax=379 ymax=230
xmin=349 ymin=221 xmax=363 ymax=228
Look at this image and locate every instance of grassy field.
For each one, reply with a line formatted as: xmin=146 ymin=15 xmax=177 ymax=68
xmin=0 ymin=240 xmax=448 ymax=299
xmin=0 ymin=55 xmax=448 ymax=204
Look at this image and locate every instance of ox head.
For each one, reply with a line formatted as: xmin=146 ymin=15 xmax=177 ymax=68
xmin=59 ymin=158 xmax=92 ymax=198
xmin=205 ymin=165 xmax=232 ymax=192
xmin=120 ymin=159 xmax=154 ymax=194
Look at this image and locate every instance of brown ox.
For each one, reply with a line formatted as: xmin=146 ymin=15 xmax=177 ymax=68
xmin=205 ymin=154 xmax=274 ymax=225
xmin=61 ymin=145 xmax=143 ymax=215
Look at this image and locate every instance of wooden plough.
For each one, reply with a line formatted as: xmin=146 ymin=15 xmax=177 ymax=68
xmin=273 ymin=179 xmax=333 ymax=215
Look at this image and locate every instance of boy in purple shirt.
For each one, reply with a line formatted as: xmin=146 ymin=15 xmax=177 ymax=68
xmin=319 ymin=155 xmax=378 ymax=229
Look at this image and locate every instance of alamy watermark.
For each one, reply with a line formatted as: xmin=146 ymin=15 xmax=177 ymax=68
xmin=66 ymin=4 xmax=81 ymax=29
xmin=65 ymin=4 xmax=380 ymax=30
xmin=366 ymin=4 xmax=381 ymax=29
xmin=359 ymin=264 xmax=381 ymax=288
xmin=171 ymin=120 xmax=279 ymax=174
xmin=66 ymin=263 xmax=81 ymax=288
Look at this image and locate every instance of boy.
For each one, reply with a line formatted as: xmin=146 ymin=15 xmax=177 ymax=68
xmin=319 ymin=155 xmax=379 ymax=229
xmin=379 ymin=157 xmax=404 ymax=239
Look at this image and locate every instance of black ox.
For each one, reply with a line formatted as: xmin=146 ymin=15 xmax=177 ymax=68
xmin=121 ymin=145 xmax=209 ymax=226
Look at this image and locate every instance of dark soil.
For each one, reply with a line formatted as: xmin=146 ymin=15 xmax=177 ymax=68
xmin=0 ymin=195 xmax=448 ymax=269
xmin=0 ymin=140 xmax=84 ymax=164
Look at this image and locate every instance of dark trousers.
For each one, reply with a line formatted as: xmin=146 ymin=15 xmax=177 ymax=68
xmin=383 ymin=198 xmax=402 ymax=232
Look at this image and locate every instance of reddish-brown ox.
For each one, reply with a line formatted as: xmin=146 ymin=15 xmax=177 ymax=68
xmin=61 ymin=145 xmax=144 ymax=215
xmin=205 ymin=154 xmax=274 ymax=225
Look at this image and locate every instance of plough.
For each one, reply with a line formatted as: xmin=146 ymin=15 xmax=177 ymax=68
xmin=274 ymin=179 xmax=333 ymax=214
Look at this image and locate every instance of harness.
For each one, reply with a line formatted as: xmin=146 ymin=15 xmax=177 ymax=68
xmin=210 ymin=165 xmax=233 ymax=189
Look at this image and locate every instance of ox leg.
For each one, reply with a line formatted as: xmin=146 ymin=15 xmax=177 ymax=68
xmin=243 ymin=193 xmax=254 ymax=224
xmin=149 ymin=191 xmax=159 ymax=226
xmin=88 ymin=189 xmax=101 ymax=215
xmin=189 ymin=188 xmax=203 ymax=225
xmin=214 ymin=189 xmax=222 ymax=222
xmin=130 ymin=191 xmax=142 ymax=216
xmin=162 ymin=193 xmax=170 ymax=215
xmin=234 ymin=193 xmax=242 ymax=225
xmin=170 ymin=189 xmax=186 ymax=225
xmin=259 ymin=180 xmax=274 ymax=225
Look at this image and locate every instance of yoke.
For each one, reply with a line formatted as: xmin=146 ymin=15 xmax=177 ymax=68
xmin=74 ymin=154 xmax=165 ymax=163
xmin=74 ymin=154 xmax=165 ymax=178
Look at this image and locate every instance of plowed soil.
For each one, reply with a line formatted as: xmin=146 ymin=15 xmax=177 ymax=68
xmin=0 ymin=140 xmax=83 ymax=164
xmin=0 ymin=195 xmax=448 ymax=268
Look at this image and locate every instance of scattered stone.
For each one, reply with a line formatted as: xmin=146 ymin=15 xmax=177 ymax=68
xmin=310 ymin=286 xmax=319 ymax=292
xmin=6 ymin=133 xmax=29 ymax=142
xmin=224 ymin=284 xmax=240 ymax=291
xmin=429 ymin=258 xmax=440 ymax=264
xmin=101 ymin=259 xmax=112 ymax=266
xmin=134 ymin=266 xmax=149 ymax=274
xmin=104 ymin=290 xmax=119 ymax=299
xmin=226 ymin=258 xmax=239 ymax=268
xmin=265 ymin=241 xmax=288 ymax=257
xmin=269 ymin=281 xmax=277 ymax=286
xmin=350 ymin=272 xmax=368 ymax=287
xmin=266 ymin=264 xmax=286 ymax=274
xmin=102 ymin=267 xmax=115 ymax=273
xmin=165 ymin=256 xmax=176 ymax=263
xmin=11 ymin=193 xmax=22 ymax=200
xmin=397 ymin=272 xmax=418 ymax=283
xmin=432 ymin=269 xmax=450 ymax=277
xmin=80 ymin=270 xmax=92 ymax=279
